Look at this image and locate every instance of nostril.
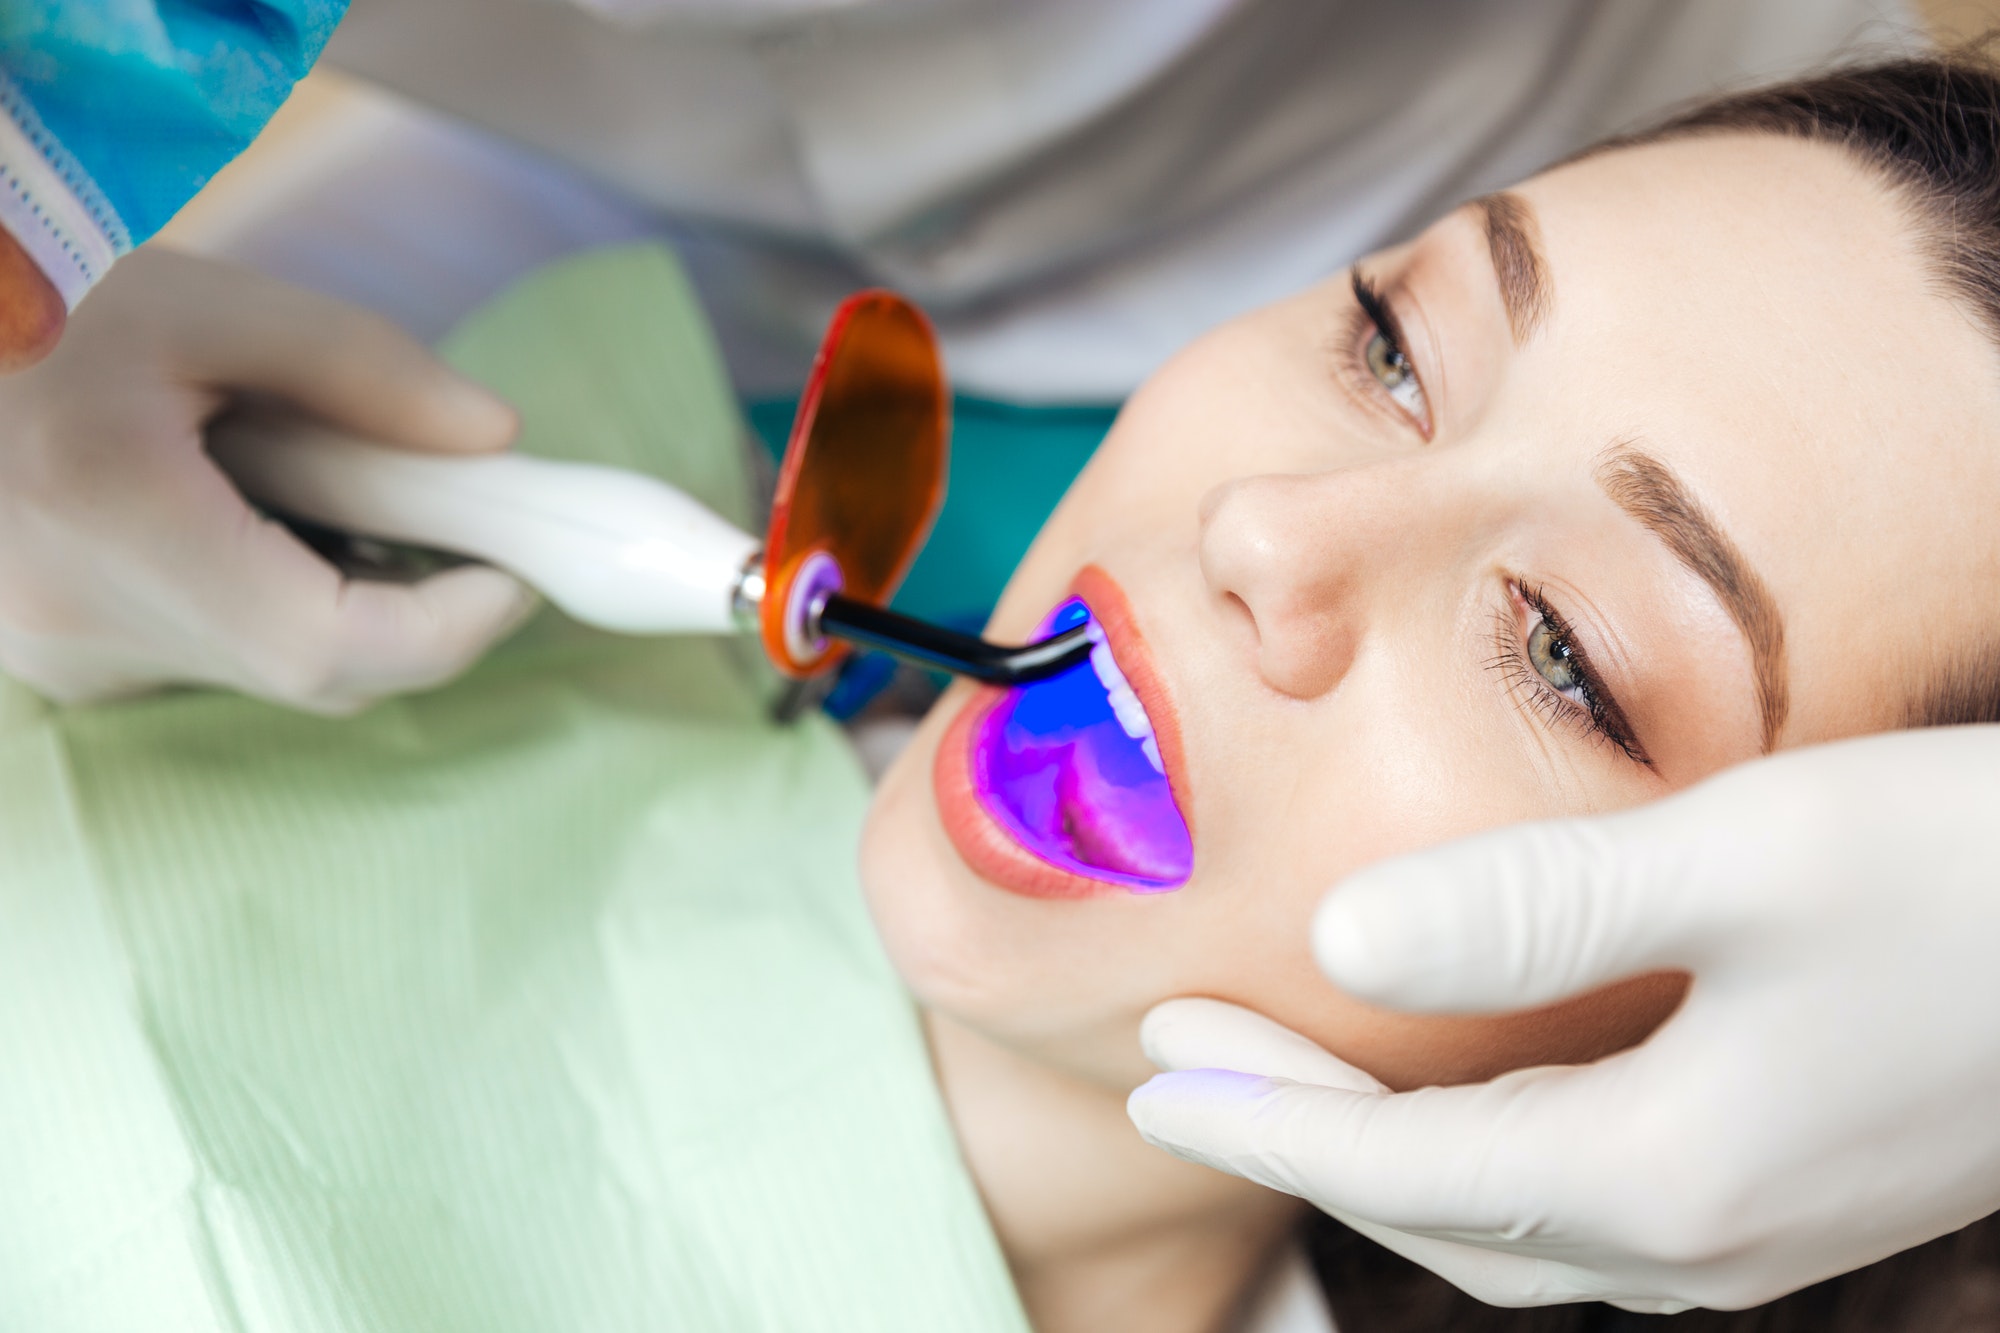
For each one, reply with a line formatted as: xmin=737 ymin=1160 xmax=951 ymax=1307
xmin=1216 ymin=588 xmax=1248 ymax=636
xmin=1196 ymin=469 xmax=1390 ymax=700
xmin=1219 ymin=589 xmax=1260 ymax=648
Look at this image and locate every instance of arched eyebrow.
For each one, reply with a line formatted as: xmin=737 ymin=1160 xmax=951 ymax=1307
xmin=1475 ymin=192 xmax=1553 ymax=344
xmin=1597 ymin=445 xmax=1790 ymax=750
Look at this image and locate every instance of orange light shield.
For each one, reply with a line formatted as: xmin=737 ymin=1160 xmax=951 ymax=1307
xmin=760 ymin=291 xmax=948 ymax=677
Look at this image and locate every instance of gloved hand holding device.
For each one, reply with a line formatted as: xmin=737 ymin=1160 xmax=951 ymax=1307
xmin=0 ymin=247 xmax=532 ymax=712
xmin=1129 ymin=725 xmax=2000 ymax=1314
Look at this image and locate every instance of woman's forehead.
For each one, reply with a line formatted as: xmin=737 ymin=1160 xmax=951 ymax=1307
xmin=1518 ymin=135 xmax=1932 ymax=362
xmin=1503 ymin=134 xmax=2000 ymax=738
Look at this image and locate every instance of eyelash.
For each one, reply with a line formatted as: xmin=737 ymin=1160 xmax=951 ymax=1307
xmin=1342 ymin=269 xmax=1432 ymax=436
xmin=1345 ymin=275 xmax=1638 ymax=765
xmin=1485 ymin=583 xmax=1652 ymax=767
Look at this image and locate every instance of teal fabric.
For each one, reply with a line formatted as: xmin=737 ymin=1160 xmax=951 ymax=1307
xmin=0 ymin=3 xmax=345 ymax=247
xmin=0 ymin=245 xmax=1030 ymax=1333
xmin=747 ymin=394 xmax=1118 ymax=631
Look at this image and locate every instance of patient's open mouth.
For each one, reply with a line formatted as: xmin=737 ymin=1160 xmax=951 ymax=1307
xmin=965 ymin=591 xmax=1193 ymax=893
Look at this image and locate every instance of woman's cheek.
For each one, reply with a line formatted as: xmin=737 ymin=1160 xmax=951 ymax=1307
xmin=855 ymin=707 xmax=965 ymax=1005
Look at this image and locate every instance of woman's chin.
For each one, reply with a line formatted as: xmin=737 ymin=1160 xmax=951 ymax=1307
xmin=858 ymin=687 xmax=1016 ymax=1013
xmin=858 ymin=690 xmax=1165 ymax=1091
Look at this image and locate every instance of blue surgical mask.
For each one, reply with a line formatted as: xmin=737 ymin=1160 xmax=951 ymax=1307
xmin=0 ymin=2 xmax=347 ymax=305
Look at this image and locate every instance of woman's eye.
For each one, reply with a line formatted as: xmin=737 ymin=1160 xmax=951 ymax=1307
xmin=1349 ymin=269 xmax=1432 ymax=434
xmin=1365 ymin=329 xmax=1429 ymax=422
xmin=1494 ymin=583 xmax=1651 ymax=768
xmin=1526 ymin=614 xmax=1589 ymax=703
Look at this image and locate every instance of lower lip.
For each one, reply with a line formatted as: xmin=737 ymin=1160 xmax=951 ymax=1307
xmin=933 ymin=571 xmax=1190 ymax=901
xmin=936 ymin=690 xmax=1117 ymax=898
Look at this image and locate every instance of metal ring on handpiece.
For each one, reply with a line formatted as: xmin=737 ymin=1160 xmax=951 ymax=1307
xmin=782 ymin=550 xmax=845 ymax=668
xmin=731 ymin=553 xmax=769 ymax=632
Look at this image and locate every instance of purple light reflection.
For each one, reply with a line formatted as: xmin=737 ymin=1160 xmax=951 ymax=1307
xmin=971 ymin=598 xmax=1193 ymax=893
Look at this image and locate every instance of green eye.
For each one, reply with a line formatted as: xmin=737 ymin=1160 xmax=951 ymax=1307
xmin=1527 ymin=616 xmax=1586 ymax=699
xmin=1501 ymin=582 xmax=1652 ymax=768
xmin=1365 ymin=329 xmax=1429 ymax=422
xmin=1366 ymin=331 xmax=1411 ymax=386
xmin=1351 ymin=270 xmax=1433 ymax=433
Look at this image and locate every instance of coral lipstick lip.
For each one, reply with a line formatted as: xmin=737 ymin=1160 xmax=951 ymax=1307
xmin=933 ymin=564 xmax=1193 ymax=901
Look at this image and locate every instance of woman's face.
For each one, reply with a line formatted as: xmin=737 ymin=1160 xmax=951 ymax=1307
xmin=861 ymin=134 xmax=2000 ymax=1093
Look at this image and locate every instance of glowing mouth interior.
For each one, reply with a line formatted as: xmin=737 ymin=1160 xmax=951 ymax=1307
xmin=971 ymin=598 xmax=1193 ymax=892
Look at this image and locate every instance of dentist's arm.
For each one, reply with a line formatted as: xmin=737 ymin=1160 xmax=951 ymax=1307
xmin=0 ymin=247 xmax=532 ymax=712
xmin=1128 ymin=726 xmax=2000 ymax=1314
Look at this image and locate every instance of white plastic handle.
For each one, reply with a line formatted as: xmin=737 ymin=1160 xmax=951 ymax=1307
xmin=208 ymin=413 xmax=762 ymax=635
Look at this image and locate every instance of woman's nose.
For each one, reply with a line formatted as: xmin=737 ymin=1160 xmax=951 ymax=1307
xmin=1198 ymin=470 xmax=1401 ymax=699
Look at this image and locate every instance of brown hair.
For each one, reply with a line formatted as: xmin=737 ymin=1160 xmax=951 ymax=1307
xmin=1301 ymin=49 xmax=2000 ymax=1326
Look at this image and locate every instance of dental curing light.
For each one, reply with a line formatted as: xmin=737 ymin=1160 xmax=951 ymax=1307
xmin=209 ymin=291 xmax=1091 ymax=689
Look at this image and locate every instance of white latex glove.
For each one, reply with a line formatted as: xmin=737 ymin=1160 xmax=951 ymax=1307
xmin=0 ymin=247 xmax=534 ymax=712
xmin=1128 ymin=726 xmax=2000 ymax=1314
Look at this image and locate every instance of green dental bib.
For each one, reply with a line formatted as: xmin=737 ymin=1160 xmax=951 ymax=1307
xmin=0 ymin=246 xmax=1029 ymax=1333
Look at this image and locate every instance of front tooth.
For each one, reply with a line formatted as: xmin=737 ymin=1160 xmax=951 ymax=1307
xmin=1091 ymin=641 xmax=1156 ymax=743
xmin=1112 ymin=689 xmax=1150 ymax=740
xmin=1082 ymin=618 xmax=1168 ymax=776
xmin=1089 ymin=642 xmax=1123 ymax=704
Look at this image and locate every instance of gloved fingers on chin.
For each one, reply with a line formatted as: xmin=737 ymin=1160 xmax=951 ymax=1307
xmin=1143 ymin=1136 xmax=1677 ymax=1312
xmin=1128 ymin=1070 xmax=1424 ymax=1207
xmin=247 ymin=566 xmax=537 ymax=712
xmin=1133 ymin=1061 xmax=1613 ymax=1237
xmin=1127 ymin=1067 xmax=1315 ymax=1188
xmin=1139 ymin=997 xmax=1387 ymax=1092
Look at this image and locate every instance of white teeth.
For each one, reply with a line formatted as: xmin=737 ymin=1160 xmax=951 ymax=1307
xmin=1087 ymin=624 xmax=1165 ymax=775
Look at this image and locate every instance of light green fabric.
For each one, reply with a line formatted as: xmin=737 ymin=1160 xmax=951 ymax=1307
xmin=0 ymin=245 xmax=1030 ymax=1333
